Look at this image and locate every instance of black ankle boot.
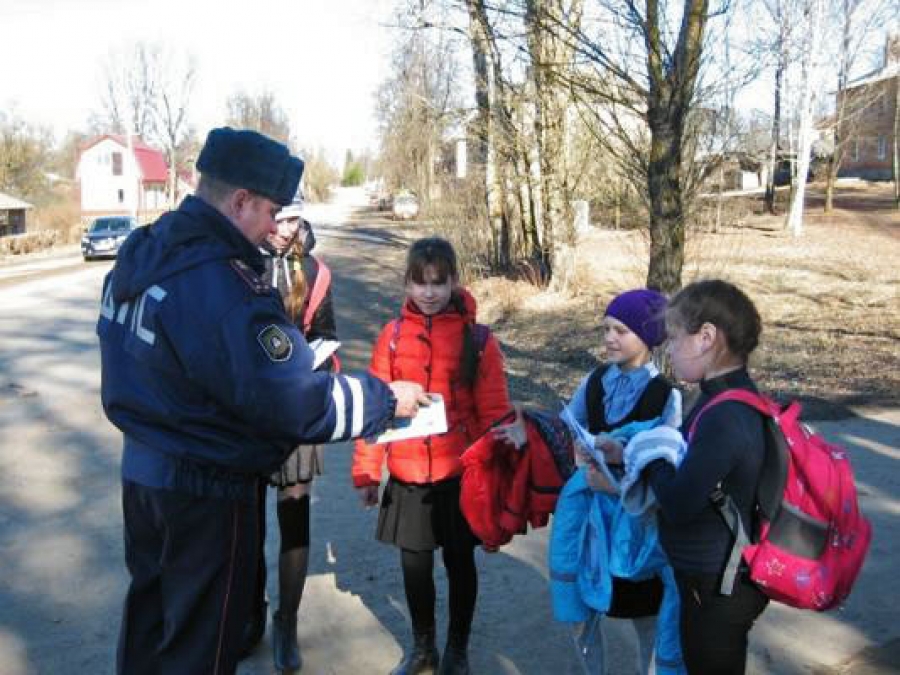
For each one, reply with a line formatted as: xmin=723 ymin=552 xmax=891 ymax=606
xmin=390 ymin=629 xmax=439 ymax=675
xmin=437 ymin=633 xmax=469 ymax=675
xmin=273 ymin=610 xmax=301 ymax=672
xmin=237 ymin=600 xmax=268 ymax=660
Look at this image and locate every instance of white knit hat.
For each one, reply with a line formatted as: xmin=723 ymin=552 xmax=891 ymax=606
xmin=275 ymin=202 xmax=304 ymax=222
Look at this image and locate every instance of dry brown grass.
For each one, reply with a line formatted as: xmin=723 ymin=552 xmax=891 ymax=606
xmin=473 ymin=181 xmax=900 ymax=419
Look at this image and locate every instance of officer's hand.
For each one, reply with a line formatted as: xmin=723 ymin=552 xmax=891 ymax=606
xmin=389 ymin=381 xmax=431 ymax=418
xmin=357 ymin=485 xmax=380 ymax=508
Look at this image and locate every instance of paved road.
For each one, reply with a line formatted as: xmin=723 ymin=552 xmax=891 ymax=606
xmin=0 ymin=205 xmax=898 ymax=674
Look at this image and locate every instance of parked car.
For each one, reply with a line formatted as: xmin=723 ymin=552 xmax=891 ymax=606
xmin=392 ymin=194 xmax=419 ymax=221
xmin=81 ymin=216 xmax=140 ymax=261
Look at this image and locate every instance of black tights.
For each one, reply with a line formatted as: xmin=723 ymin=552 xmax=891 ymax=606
xmin=401 ymin=544 xmax=477 ymax=638
xmin=276 ymin=488 xmax=311 ymax=616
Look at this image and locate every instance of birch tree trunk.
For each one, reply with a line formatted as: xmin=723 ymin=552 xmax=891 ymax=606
xmin=467 ymin=0 xmax=518 ymax=269
xmin=787 ymin=0 xmax=824 ymax=237
xmin=525 ymin=0 xmax=582 ymax=278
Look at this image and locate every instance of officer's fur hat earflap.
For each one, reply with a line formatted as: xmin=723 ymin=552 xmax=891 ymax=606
xmin=196 ymin=127 xmax=304 ymax=206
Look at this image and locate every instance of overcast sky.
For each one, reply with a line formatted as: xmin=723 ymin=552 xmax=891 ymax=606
xmin=1 ymin=0 xmax=398 ymax=162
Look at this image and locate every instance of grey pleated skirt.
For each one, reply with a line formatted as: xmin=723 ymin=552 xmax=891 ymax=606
xmin=375 ymin=476 xmax=479 ymax=552
xmin=269 ymin=444 xmax=324 ymax=487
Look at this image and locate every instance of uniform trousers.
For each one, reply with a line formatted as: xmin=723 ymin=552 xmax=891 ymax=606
xmin=117 ymin=480 xmax=259 ymax=675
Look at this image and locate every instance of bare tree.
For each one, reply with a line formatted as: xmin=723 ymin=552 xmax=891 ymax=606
xmin=155 ymin=51 xmax=197 ymax=206
xmin=822 ymin=0 xmax=893 ymax=212
xmin=225 ymin=90 xmax=292 ymax=146
xmin=758 ymin=0 xmax=793 ymax=214
xmin=524 ymin=0 xmax=584 ymax=282
xmin=298 ymin=146 xmax=340 ymax=202
xmin=92 ymin=42 xmax=198 ymax=205
xmin=0 ymin=109 xmax=53 ymax=203
xmin=374 ymin=1 xmax=463 ymax=209
xmin=542 ymin=0 xmax=728 ymax=292
xmin=894 ymin=66 xmax=900 ymax=208
xmin=94 ymin=43 xmax=163 ymax=138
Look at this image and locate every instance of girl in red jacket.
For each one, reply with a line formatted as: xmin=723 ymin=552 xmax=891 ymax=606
xmin=353 ymin=237 xmax=511 ymax=675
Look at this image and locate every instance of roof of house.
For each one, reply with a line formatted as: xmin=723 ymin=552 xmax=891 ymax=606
xmin=80 ymin=134 xmax=169 ymax=184
xmin=847 ymin=63 xmax=900 ymax=90
xmin=0 ymin=192 xmax=33 ymax=210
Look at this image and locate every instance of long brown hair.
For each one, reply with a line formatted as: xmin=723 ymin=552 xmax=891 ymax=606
xmin=405 ymin=237 xmax=479 ymax=387
xmin=283 ymin=223 xmax=309 ymax=325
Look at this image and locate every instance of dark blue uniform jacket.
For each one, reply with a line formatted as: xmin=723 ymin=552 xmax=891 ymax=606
xmin=97 ymin=196 xmax=395 ymax=498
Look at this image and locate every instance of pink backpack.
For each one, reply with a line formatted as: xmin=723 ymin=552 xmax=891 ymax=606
xmin=690 ymin=389 xmax=872 ymax=611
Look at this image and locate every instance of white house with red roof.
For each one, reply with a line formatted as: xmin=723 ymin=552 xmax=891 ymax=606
xmin=76 ymin=135 xmax=171 ymax=220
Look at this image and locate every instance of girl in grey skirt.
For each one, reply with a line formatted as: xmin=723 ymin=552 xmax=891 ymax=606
xmin=255 ymin=204 xmax=339 ymax=672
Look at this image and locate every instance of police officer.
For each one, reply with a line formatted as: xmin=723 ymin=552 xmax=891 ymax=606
xmin=98 ymin=127 xmax=428 ymax=675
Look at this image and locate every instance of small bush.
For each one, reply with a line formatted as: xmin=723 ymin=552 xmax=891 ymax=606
xmin=0 ymin=230 xmax=61 ymax=256
xmin=341 ymin=162 xmax=365 ymax=187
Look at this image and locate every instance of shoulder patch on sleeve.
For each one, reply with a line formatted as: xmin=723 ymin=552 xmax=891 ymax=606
xmin=230 ymin=259 xmax=269 ymax=294
xmin=257 ymin=324 xmax=293 ymax=362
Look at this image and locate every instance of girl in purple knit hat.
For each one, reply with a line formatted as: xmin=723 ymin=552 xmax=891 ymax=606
xmin=557 ymin=289 xmax=684 ymax=674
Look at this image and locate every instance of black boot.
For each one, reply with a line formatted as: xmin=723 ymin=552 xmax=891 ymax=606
xmin=437 ymin=633 xmax=469 ymax=675
xmin=237 ymin=599 xmax=268 ymax=660
xmin=390 ymin=629 xmax=439 ymax=675
xmin=273 ymin=610 xmax=302 ymax=672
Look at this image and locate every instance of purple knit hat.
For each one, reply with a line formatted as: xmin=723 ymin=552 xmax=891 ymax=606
xmin=605 ymin=289 xmax=668 ymax=348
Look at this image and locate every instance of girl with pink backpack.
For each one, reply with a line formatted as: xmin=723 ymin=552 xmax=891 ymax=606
xmin=635 ymin=280 xmax=769 ymax=674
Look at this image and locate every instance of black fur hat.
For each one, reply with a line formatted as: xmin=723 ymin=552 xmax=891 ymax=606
xmin=196 ymin=127 xmax=304 ymax=206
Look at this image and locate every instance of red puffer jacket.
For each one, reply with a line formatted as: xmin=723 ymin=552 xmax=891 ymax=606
xmin=460 ymin=413 xmax=571 ymax=549
xmin=352 ymin=290 xmax=511 ymax=487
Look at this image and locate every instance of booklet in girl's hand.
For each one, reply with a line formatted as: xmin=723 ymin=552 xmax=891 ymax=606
xmin=307 ymin=338 xmax=341 ymax=370
xmin=559 ymin=405 xmax=620 ymax=490
xmin=374 ymin=393 xmax=448 ymax=444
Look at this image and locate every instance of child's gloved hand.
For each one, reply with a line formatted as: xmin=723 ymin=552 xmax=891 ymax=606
xmin=492 ymin=404 xmax=527 ymax=450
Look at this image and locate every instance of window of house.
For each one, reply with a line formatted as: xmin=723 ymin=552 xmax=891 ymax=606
xmin=118 ymin=189 xmax=125 ymax=203
xmin=851 ymin=140 xmax=860 ymax=162
xmin=112 ymin=152 xmax=123 ymax=176
xmin=877 ymin=136 xmax=887 ymax=160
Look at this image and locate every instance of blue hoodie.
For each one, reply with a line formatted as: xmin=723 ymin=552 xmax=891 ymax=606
xmin=97 ymin=196 xmax=395 ymax=499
